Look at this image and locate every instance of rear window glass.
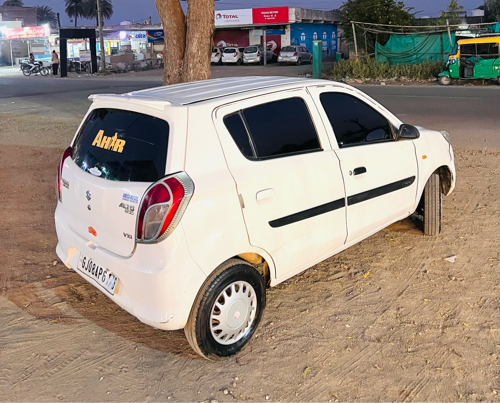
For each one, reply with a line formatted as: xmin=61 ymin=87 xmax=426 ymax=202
xmin=72 ymin=108 xmax=169 ymax=182
xmin=224 ymin=48 xmax=236 ymax=53
xmin=281 ymin=46 xmax=296 ymax=52
xmin=244 ymin=47 xmax=258 ymax=53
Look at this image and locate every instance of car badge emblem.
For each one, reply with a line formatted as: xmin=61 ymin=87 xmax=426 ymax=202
xmin=86 ymin=190 xmax=91 ymax=201
xmin=88 ymin=226 xmax=97 ymax=237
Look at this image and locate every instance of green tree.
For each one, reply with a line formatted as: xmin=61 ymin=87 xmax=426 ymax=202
xmin=484 ymin=0 xmax=500 ymax=21
xmin=2 ymin=0 xmax=24 ymax=6
xmin=65 ymin=0 xmax=85 ymax=27
xmin=437 ymin=0 xmax=465 ymax=25
xmin=82 ymin=0 xmax=113 ymax=26
xmin=341 ymin=0 xmax=414 ymax=50
xmin=36 ymin=5 xmax=58 ymax=27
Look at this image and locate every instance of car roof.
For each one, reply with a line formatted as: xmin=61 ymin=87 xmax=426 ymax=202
xmin=90 ymin=76 xmax=344 ymax=107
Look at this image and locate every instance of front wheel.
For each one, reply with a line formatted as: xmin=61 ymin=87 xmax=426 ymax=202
xmin=438 ymin=75 xmax=451 ymax=85
xmin=422 ymin=172 xmax=442 ymax=236
xmin=184 ymin=259 xmax=266 ymax=360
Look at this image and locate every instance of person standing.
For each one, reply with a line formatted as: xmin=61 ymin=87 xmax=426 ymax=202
xmin=51 ymin=50 xmax=59 ymax=76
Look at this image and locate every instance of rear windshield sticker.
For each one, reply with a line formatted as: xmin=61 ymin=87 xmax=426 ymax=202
xmin=89 ymin=167 xmax=102 ymax=177
xmin=92 ymin=130 xmax=126 ymax=153
xmin=123 ymin=193 xmax=139 ymax=204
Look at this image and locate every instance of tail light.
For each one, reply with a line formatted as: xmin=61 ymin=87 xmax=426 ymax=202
xmin=257 ymin=51 xmax=261 ymax=57
xmin=216 ymin=52 xmax=219 ymax=56
xmin=56 ymin=146 xmax=73 ymax=202
xmin=136 ymin=172 xmax=194 ymax=244
xmin=293 ymin=52 xmax=298 ymax=56
xmin=234 ymin=52 xmax=237 ymax=57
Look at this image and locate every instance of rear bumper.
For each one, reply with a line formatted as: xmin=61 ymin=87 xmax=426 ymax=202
xmin=54 ymin=205 xmax=207 ymax=330
xmin=243 ymin=56 xmax=260 ymax=63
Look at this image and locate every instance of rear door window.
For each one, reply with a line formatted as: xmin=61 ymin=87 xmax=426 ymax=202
xmin=72 ymin=108 xmax=169 ymax=182
xmin=223 ymin=97 xmax=321 ymax=159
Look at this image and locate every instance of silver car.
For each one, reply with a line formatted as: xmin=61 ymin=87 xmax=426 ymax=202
xmin=211 ymin=47 xmax=224 ymax=65
xmin=243 ymin=45 xmax=274 ymax=65
xmin=278 ymin=45 xmax=312 ymax=66
xmin=222 ymin=47 xmax=244 ymax=65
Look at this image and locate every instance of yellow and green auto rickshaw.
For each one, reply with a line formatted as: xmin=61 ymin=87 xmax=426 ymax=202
xmin=438 ymin=36 xmax=500 ymax=85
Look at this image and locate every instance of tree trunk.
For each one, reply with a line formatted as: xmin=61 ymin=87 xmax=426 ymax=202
xmin=154 ymin=0 xmax=186 ymax=85
xmin=154 ymin=0 xmax=214 ymax=85
xmin=182 ymin=0 xmax=214 ymax=83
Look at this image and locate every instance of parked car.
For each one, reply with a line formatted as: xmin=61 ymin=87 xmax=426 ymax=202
xmin=243 ymin=44 xmax=274 ymax=65
xmin=278 ymin=45 xmax=312 ymax=65
xmin=222 ymin=47 xmax=244 ymax=65
xmin=55 ymin=76 xmax=455 ymax=360
xmin=211 ymin=47 xmax=224 ymax=65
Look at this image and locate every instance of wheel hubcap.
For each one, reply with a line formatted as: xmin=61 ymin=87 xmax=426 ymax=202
xmin=210 ymin=281 xmax=257 ymax=345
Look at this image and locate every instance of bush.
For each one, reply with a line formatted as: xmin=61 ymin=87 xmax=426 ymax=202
xmin=330 ymin=58 xmax=444 ymax=80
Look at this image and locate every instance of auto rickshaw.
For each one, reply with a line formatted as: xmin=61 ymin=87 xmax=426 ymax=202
xmin=438 ymin=36 xmax=500 ymax=85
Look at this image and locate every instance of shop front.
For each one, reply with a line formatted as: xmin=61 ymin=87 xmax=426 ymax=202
xmin=0 ymin=25 xmax=51 ymax=65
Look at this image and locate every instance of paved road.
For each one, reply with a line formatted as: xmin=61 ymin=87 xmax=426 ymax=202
xmin=1 ymin=65 xmax=499 ymax=147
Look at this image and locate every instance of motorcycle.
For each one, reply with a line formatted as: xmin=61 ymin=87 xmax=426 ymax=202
xmin=22 ymin=61 xmax=49 ymax=76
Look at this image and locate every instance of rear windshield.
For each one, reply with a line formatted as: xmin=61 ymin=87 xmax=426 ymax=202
xmin=281 ymin=46 xmax=296 ymax=52
xmin=244 ymin=46 xmax=258 ymax=53
xmin=224 ymin=48 xmax=236 ymax=53
xmin=72 ymin=108 xmax=169 ymax=182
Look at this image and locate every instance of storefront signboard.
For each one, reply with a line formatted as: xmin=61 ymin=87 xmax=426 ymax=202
xmin=252 ymin=7 xmax=289 ymax=25
xmin=147 ymin=30 xmax=164 ymax=43
xmin=4 ymin=25 xmax=50 ymax=39
xmin=215 ymin=9 xmax=252 ymax=26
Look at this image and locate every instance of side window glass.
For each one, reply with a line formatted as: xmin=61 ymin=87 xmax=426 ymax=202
xmin=460 ymin=44 xmax=476 ymax=57
xmin=477 ymin=42 xmax=498 ymax=59
xmin=319 ymin=92 xmax=393 ymax=148
xmin=223 ymin=98 xmax=321 ymax=160
xmin=223 ymin=113 xmax=254 ymax=158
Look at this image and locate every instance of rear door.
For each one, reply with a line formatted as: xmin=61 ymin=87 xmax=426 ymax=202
xmin=213 ymin=90 xmax=347 ymax=280
xmin=308 ymin=86 xmax=418 ymax=244
xmin=60 ymin=107 xmax=170 ymax=256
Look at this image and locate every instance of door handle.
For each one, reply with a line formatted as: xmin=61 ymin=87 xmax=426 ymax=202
xmin=256 ymin=188 xmax=275 ymax=204
xmin=353 ymin=167 xmax=367 ymax=176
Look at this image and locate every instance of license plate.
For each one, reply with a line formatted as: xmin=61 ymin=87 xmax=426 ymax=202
xmin=225 ymin=59 xmax=232 ymax=62
xmin=283 ymin=57 xmax=289 ymax=60
xmin=77 ymin=253 xmax=119 ymax=295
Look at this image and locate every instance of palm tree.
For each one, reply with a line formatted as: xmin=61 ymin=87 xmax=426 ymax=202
xmin=36 ymin=5 xmax=58 ymax=27
xmin=82 ymin=0 xmax=113 ymax=26
xmin=2 ymin=0 xmax=24 ymax=6
xmin=65 ymin=0 xmax=85 ymax=27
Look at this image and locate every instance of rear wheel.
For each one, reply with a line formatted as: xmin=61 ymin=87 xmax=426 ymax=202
xmin=422 ymin=172 xmax=442 ymax=236
xmin=22 ymin=67 xmax=31 ymax=76
xmin=296 ymin=57 xmax=302 ymax=66
xmin=438 ymin=75 xmax=451 ymax=85
xmin=184 ymin=259 xmax=266 ymax=360
xmin=40 ymin=67 xmax=49 ymax=76
xmin=497 ymin=76 xmax=500 ymax=85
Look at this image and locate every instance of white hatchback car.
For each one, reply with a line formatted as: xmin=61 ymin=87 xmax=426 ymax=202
xmin=222 ymin=47 xmax=244 ymax=65
xmin=55 ymin=77 xmax=455 ymax=360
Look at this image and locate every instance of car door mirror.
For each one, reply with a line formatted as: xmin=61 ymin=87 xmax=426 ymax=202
xmin=398 ymin=124 xmax=420 ymax=140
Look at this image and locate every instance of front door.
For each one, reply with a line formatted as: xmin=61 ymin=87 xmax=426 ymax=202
xmin=213 ymin=90 xmax=347 ymax=281
xmin=308 ymin=86 xmax=418 ymax=244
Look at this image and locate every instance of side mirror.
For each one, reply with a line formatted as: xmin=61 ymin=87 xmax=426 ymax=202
xmin=398 ymin=124 xmax=420 ymax=140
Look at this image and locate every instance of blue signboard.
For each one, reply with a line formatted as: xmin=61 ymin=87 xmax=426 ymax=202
xmin=147 ymin=30 xmax=164 ymax=43
xmin=266 ymin=28 xmax=285 ymax=35
xmin=290 ymin=23 xmax=338 ymax=56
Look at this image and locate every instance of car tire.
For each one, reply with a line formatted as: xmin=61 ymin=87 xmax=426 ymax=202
xmin=184 ymin=258 xmax=266 ymax=360
xmin=438 ymin=75 xmax=451 ymax=85
xmin=423 ymin=172 xmax=442 ymax=236
xmin=296 ymin=58 xmax=302 ymax=66
xmin=218 ymin=59 xmax=222 ymax=65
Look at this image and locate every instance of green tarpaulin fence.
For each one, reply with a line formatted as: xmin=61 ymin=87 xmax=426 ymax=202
xmin=375 ymin=33 xmax=456 ymax=65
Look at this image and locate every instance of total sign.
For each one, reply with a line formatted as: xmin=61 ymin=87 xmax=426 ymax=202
xmin=215 ymin=9 xmax=252 ymax=26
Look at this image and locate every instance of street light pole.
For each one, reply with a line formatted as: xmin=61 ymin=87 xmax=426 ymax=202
xmin=97 ymin=0 xmax=106 ymax=73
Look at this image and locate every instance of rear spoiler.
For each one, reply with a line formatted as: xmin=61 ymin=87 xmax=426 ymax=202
xmin=88 ymin=94 xmax=172 ymax=111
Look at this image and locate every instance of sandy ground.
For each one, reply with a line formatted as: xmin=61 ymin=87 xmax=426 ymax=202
xmin=1 ymin=112 xmax=500 ymax=402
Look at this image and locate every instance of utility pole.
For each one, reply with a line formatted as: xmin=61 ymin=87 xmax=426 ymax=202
xmin=97 ymin=0 xmax=106 ymax=73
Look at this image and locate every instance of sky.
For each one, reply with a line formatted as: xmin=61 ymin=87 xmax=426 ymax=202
xmin=21 ymin=0 xmax=485 ymax=27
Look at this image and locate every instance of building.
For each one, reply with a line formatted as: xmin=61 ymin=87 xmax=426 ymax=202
xmin=0 ymin=5 xmax=37 ymax=27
